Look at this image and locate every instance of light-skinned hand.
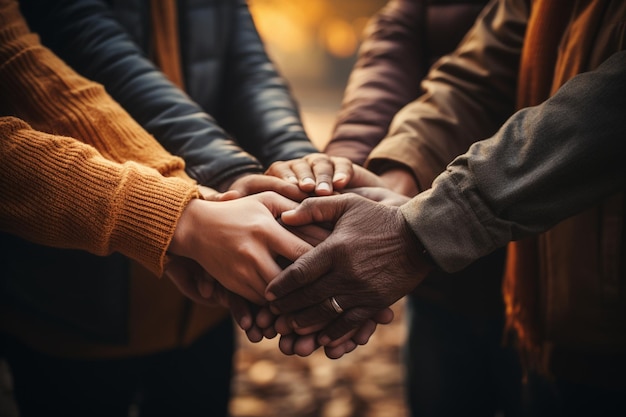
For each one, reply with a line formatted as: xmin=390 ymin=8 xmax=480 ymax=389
xmin=265 ymin=153 xmax=354 ymax=195
xmin=168 ymin=191 xmax=313 ymax=304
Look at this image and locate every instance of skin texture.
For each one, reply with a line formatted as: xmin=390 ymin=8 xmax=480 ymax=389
xmin=174 ymin=177 xmax=394 ymax=356
xmin=168 ymin=191 xmax=313 ymax=304
xmin=266 ymin=193 xmax=433 ymax=345
xmin=265 ymin=154 xmax=388 ymax=195
xmin=262 ymin=156 xmax=414 ymax=357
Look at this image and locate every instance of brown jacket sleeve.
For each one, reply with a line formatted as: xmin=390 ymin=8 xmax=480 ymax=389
xmin=367 ymin=0 xmax=527 ymax=190
xmin=325 ymin=0 xmax=424 ymax=165
xmin=326 ymin=0 xmax=490 ymax=166
xmin=0 ymin=0 xmax=198 ymax=276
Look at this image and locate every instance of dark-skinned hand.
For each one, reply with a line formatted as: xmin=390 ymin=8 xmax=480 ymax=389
xmin=265 ymin=193 xmax=434 ymax=346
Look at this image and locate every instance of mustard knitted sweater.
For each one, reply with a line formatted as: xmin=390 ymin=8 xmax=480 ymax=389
xmin=0 ymin=0 xmax=227 ymax=357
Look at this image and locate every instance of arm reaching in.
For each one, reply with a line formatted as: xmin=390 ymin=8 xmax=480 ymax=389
xmin=265 ymin=193 xmax=434 ymax=345
xmin=168 ymin=191 xmax=314 ymax=304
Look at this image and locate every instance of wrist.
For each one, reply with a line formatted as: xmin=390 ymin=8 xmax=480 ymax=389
xmin=168 ymin=198 xmax=202 ymax=257
xmin=379 ymin=166 xmax=420 ymax=197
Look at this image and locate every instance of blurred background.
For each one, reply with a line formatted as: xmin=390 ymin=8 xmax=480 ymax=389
xmin=230 ymin=2 xmax=411 ymax=417
xmin=247 ymin=0 xmax=388 ymax=149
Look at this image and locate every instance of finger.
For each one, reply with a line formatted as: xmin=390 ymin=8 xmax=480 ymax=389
xmin=288 ymin=159 xmax=316 ymax=192
xmin=348 ymin=319 xmax=377 ymax=346
xmin=215 ymin=190 xmax=242 ymax=201
xmin=293 ymin=321 xmax=326 ymax=336
xmin=265 ymin=161 xmax=298 ymax=184
xmin=234 ymin=177 xmax=308 ymax=201
xmin=329 ymin=156 xmax=353 ymax=189
xmin=323 ymin=327 xmax=358 ymax=347
xmin=293 ymin=333 xmax=320 ymax=357
xmin=274 ymin=314 xmax=294 ymax=334
xmin=280 ymin=194 xmax=350 ymax=227
xmin=262 ymin=326 xmax=278 ymax=339
xmin=308 ymin=155 xmax=334 ymax=195
xmin=245 ymin=326 xmax=264 ymax=343
xmin=255 ymin=256 xmax=283 ymax=285
xmin=256 ymin=191 xmax=301 ymax=218
xmin=235 ymin=275 xmax=268 ymax=305
xmin=265 ymin=246 xmax=334 ymax=306
xmin=197 ymin=278 xmax=215 ymax=299
xmin=324 ymin=340 xmax=357 ymax=359
xmin=198 ymin=185 xmax=220 ymax=200
xmin=227 ymin=292 xmax=255 ymax=331
xmin=288 ymin=295 xmax=348 ymax=330
xmin=316 ymin=306 xmax=379 ymax=346
xmin=254 ymin=306 xmax=277 ymax=329
xmin=278 ymin=333 xmax=298 ymax=355
xmin=283 ymin=224 xmax=331 ymax=247
xmin=372 ymin=307 xmax=395 ymax=325
xmin=258 ymin=225 xmax=313 ymax=283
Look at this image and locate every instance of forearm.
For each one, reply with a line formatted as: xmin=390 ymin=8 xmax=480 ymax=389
xmin=402 ymin=51 xmax=626 ymax=272
xmin=19 ymin=0 xmax=265 ymax=187
xmin=0 ymin=117 xmax=198 ymax=276
xmin=367 ymin=0 xmax=527 ymax=190
xmin=222 ymin=0 xmax=318 ymax=166
xmin=326 ymin=0 xmax=423 ymax=165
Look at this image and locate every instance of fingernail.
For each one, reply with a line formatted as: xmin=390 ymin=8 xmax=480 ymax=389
xmin=287 ymin=176 xmax=298 ymax=184
xmin=317 ymin=182 xmax=331 ymax=192
xmin=281 ymin=209 xmax=296 ymax=218
xmin=266 ymin=291 xmax=276 ymax=301
xmin=301 ymin=177 xmax=315 ymax=186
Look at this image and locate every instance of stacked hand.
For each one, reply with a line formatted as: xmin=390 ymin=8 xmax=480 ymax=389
xmin=166 ymin=153 xmax=431 ymax=359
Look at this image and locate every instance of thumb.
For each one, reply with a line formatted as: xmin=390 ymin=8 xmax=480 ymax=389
xmin=265 ymin=243 xmax=333 ymax=305
xmin=281 ymin=194 xmax=351 ymax=227
xmin=255 ymin=191 xmax=300 ymax=217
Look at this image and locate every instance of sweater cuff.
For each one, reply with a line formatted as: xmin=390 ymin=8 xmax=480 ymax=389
xmin=399 ymin=172 xmax=502 ymax=273
xmin=108 ymin=165 xmax=199 ymax=277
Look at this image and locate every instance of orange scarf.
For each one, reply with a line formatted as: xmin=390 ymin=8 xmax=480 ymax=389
xmin=505 ymin=0 xmax=614 ymax=377
xmin=150 ymin=0 xmax=185 ymax=89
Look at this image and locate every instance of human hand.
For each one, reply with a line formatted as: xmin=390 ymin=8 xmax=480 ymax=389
xmin=265 ymin=153 xmax=354 ymax=195
xmin=198 ymin=184 xmax=241 ymax=202
xmin=164 ymin=255 xmax=219 ymax=305
xmin=265 ymin=193 xmax=434 ymax=345
xmin=168 ymin=191 xmax=314 ymax=304
xmin=164 ymin=255 xmax=266 ymax=337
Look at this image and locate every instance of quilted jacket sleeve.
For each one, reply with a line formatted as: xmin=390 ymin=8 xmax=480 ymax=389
xmin=220 ymin=0 xmax=319 ymax=166
xmin=19 ymin=0 xmax=266 ymax=190
xmin=0 ymin=0 xmax=198 ymax=276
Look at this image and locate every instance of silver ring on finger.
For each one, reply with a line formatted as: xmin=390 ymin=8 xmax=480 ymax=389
xmin=329 ymin=296 xmax=344 ymax=314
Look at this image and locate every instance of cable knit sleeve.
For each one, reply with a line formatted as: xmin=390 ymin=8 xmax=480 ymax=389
xmin=0 ymin=0 xmax=199 ymax=276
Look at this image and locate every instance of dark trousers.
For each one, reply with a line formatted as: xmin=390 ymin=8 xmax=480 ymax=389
xmin=2 ymin=317 xmax=234 ymax=417
xmin=521 ymin=371 xmax=626 ymax=417
xmin=404 ymin=296 xmax=523 ymax=417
